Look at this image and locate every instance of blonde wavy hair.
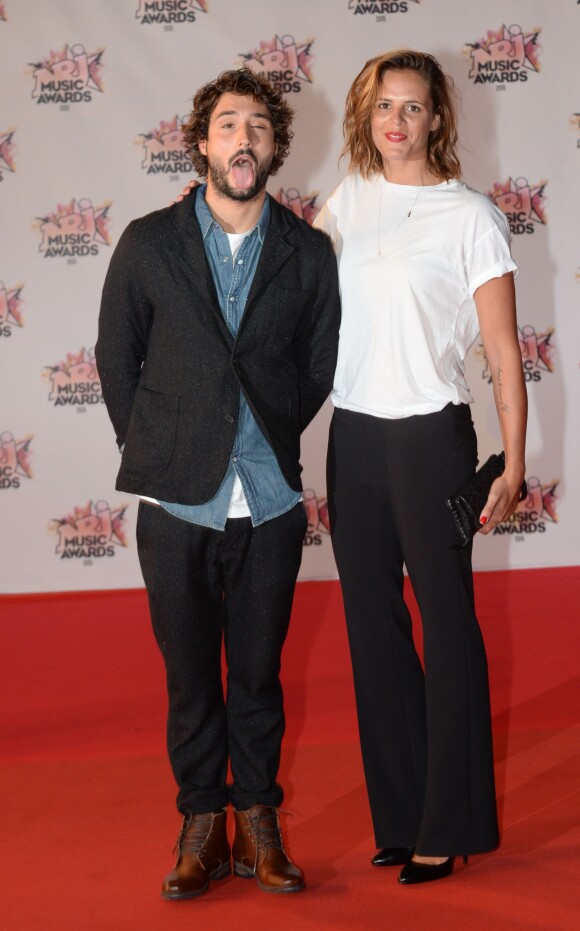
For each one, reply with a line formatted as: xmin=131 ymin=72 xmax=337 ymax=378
xmin=341 ymin=49 xmax=461 ymax=181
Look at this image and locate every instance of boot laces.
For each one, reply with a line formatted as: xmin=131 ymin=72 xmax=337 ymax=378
xmin=175 ymin=813 xmax=214 ymax=856
xmin=250 ymin=806 xmax=284 ymax=853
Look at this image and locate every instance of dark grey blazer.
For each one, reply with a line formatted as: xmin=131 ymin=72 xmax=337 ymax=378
xmin=95 ymin=189 xmax=340 ymax=506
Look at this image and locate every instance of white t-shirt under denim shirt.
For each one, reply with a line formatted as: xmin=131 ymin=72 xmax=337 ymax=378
xmin=313 ymin=173 xmax=518 ymax=419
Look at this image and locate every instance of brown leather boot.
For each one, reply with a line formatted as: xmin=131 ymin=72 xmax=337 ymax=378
xmin=233 ymin=804 xmax=305 ymax=893
xmin=161 ymin=810 xmax=231 ymax=899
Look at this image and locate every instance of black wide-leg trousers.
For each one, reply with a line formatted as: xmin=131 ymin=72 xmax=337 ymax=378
xmin=327 ymin=403 xmax=499 ymax=856
xmin=136 ymin=501 xmax=306 ymax=815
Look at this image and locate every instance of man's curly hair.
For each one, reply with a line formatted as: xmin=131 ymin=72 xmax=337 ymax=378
xmin=182 ymin=69 xmax=295 ymax=178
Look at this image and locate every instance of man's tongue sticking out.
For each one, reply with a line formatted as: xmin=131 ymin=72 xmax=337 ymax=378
xmin=231 ymin=156 xmax=255 ymax=190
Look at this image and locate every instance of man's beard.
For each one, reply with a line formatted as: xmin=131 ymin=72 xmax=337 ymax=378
xmin=206 ymin=151 xmax=272 ymax=202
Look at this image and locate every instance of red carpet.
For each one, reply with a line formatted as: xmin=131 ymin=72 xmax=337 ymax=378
xmin=1 ymin=569 xmax=579 ymax=930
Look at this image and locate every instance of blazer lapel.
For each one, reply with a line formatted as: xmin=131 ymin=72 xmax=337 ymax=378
xmin=169 ymin=191 xmax=234 ymax=348
xmin=241 ymin=197 xmax=296 ymax=331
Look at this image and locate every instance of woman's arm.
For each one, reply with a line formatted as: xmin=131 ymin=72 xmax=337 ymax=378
xmin=474 ymin=272 xmax=528 ymax=535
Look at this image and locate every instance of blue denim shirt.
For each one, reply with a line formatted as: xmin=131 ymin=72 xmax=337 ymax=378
xmin=158 ymin=186 xmax=301 ymax=529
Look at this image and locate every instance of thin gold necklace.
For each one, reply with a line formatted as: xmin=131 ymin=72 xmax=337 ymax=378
xmin=377 ymin=180 xmax=424 ymax=256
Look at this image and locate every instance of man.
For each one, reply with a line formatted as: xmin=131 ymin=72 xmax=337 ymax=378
xmin=95 ymin=69 xmax=340 ymax=899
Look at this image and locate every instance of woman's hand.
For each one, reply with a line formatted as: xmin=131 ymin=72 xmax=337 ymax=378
xmin=478 ymin=471 xmax=525 ymax=535
xmin=173 ymin=179 xmax=199 ymax=204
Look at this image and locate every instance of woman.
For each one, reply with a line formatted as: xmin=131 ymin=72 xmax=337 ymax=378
xmin=314 ymin=50 xmax=527 ymax=884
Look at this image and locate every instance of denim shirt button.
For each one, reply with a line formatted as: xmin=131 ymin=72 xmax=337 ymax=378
xmin=224 ymin=413 xmax=235 ymax=424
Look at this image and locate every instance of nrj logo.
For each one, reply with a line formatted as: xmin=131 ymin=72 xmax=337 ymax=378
xmin=51 ymin=500 xmax=128 ymax=560
xmin=136 ymin=0 xmax=207 ymax=25
xmin=275 ymin=189 xmax=319 ymax=225
xmin=465 ymin=24 xmax=541 ymax=85
xmin=36 ymin=197 xmax=111 ymax=258
xmin=349 ymin=0 xmax=419 ymax=16
xmin=493 ymin=476 xmax=559 ymax=537
xmin=139 ymin=116 xmax=192 ymax=175
xmin=487 ymin=177 xmax=546 ymax=235
xmin=0 ymin=281 xmax=24 ymax=337
xmin=30 ymin=44 xmax=104 ymax=104
xmin=0 ymin=431 xmax=32 ymax=489
xmin=303 ymin=488 xmax=330 ymax=546
xmin=479 ymin=325 xmax=554 ymax=385
xmin=0 ymin=129 xmax=15 ymax=180
xmin=44 ymin=347 xmax=103 ymax=408
xmin=240 ymin=35 xmax=314 ymax=94
xmin=518 ymin=325 xmax=554 ymax=382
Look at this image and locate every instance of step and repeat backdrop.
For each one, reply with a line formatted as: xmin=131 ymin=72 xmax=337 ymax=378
xmin=1 ymin=0 xmax=579 ymax=592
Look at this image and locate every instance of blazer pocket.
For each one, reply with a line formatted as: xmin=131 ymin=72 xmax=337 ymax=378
xmin=122 ymin=385 xmax=179 ymax=475
xmin=276 ymin=287 xmax=313 ymax=340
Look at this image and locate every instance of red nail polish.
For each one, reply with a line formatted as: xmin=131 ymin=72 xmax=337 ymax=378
xmin=480 ymin=516 xmax=488 ymax=525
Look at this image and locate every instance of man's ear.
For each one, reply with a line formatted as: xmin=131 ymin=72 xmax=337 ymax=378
xmin=198 ymin=139 xmax=207 ymax=156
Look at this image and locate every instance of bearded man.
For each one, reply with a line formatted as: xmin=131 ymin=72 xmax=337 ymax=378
xmin=96 ymin=69 xmax=340 ymax=899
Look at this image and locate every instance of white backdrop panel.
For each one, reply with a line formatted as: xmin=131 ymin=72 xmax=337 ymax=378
xmin=1 ymin=0 xmax=578 ymax=592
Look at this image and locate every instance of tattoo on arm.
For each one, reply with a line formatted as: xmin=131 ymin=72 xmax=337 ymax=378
xmin=496 ymin=364 xmax=510 ymax=413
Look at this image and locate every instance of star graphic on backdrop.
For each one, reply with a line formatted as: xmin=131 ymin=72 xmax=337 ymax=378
xmin=0 ymin=131 xmax=15 ymax=173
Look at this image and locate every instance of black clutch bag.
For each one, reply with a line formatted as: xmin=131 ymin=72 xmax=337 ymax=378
xmin=446 ymin=452 xmax=527 ymax=548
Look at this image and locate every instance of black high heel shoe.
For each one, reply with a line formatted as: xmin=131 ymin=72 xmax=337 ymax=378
xmin=371 ymin=846 xmax=414 ymax=867
xmin=398 ymin=855 xmax=468 ymax=885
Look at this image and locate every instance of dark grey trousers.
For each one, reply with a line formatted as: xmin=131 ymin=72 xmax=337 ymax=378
xmin=136 ymin=501 xmax=306 ymax=815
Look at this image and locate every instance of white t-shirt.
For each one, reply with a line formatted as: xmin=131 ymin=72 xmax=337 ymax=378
xmin=313 ymin=173 xmax=518 ymax=418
